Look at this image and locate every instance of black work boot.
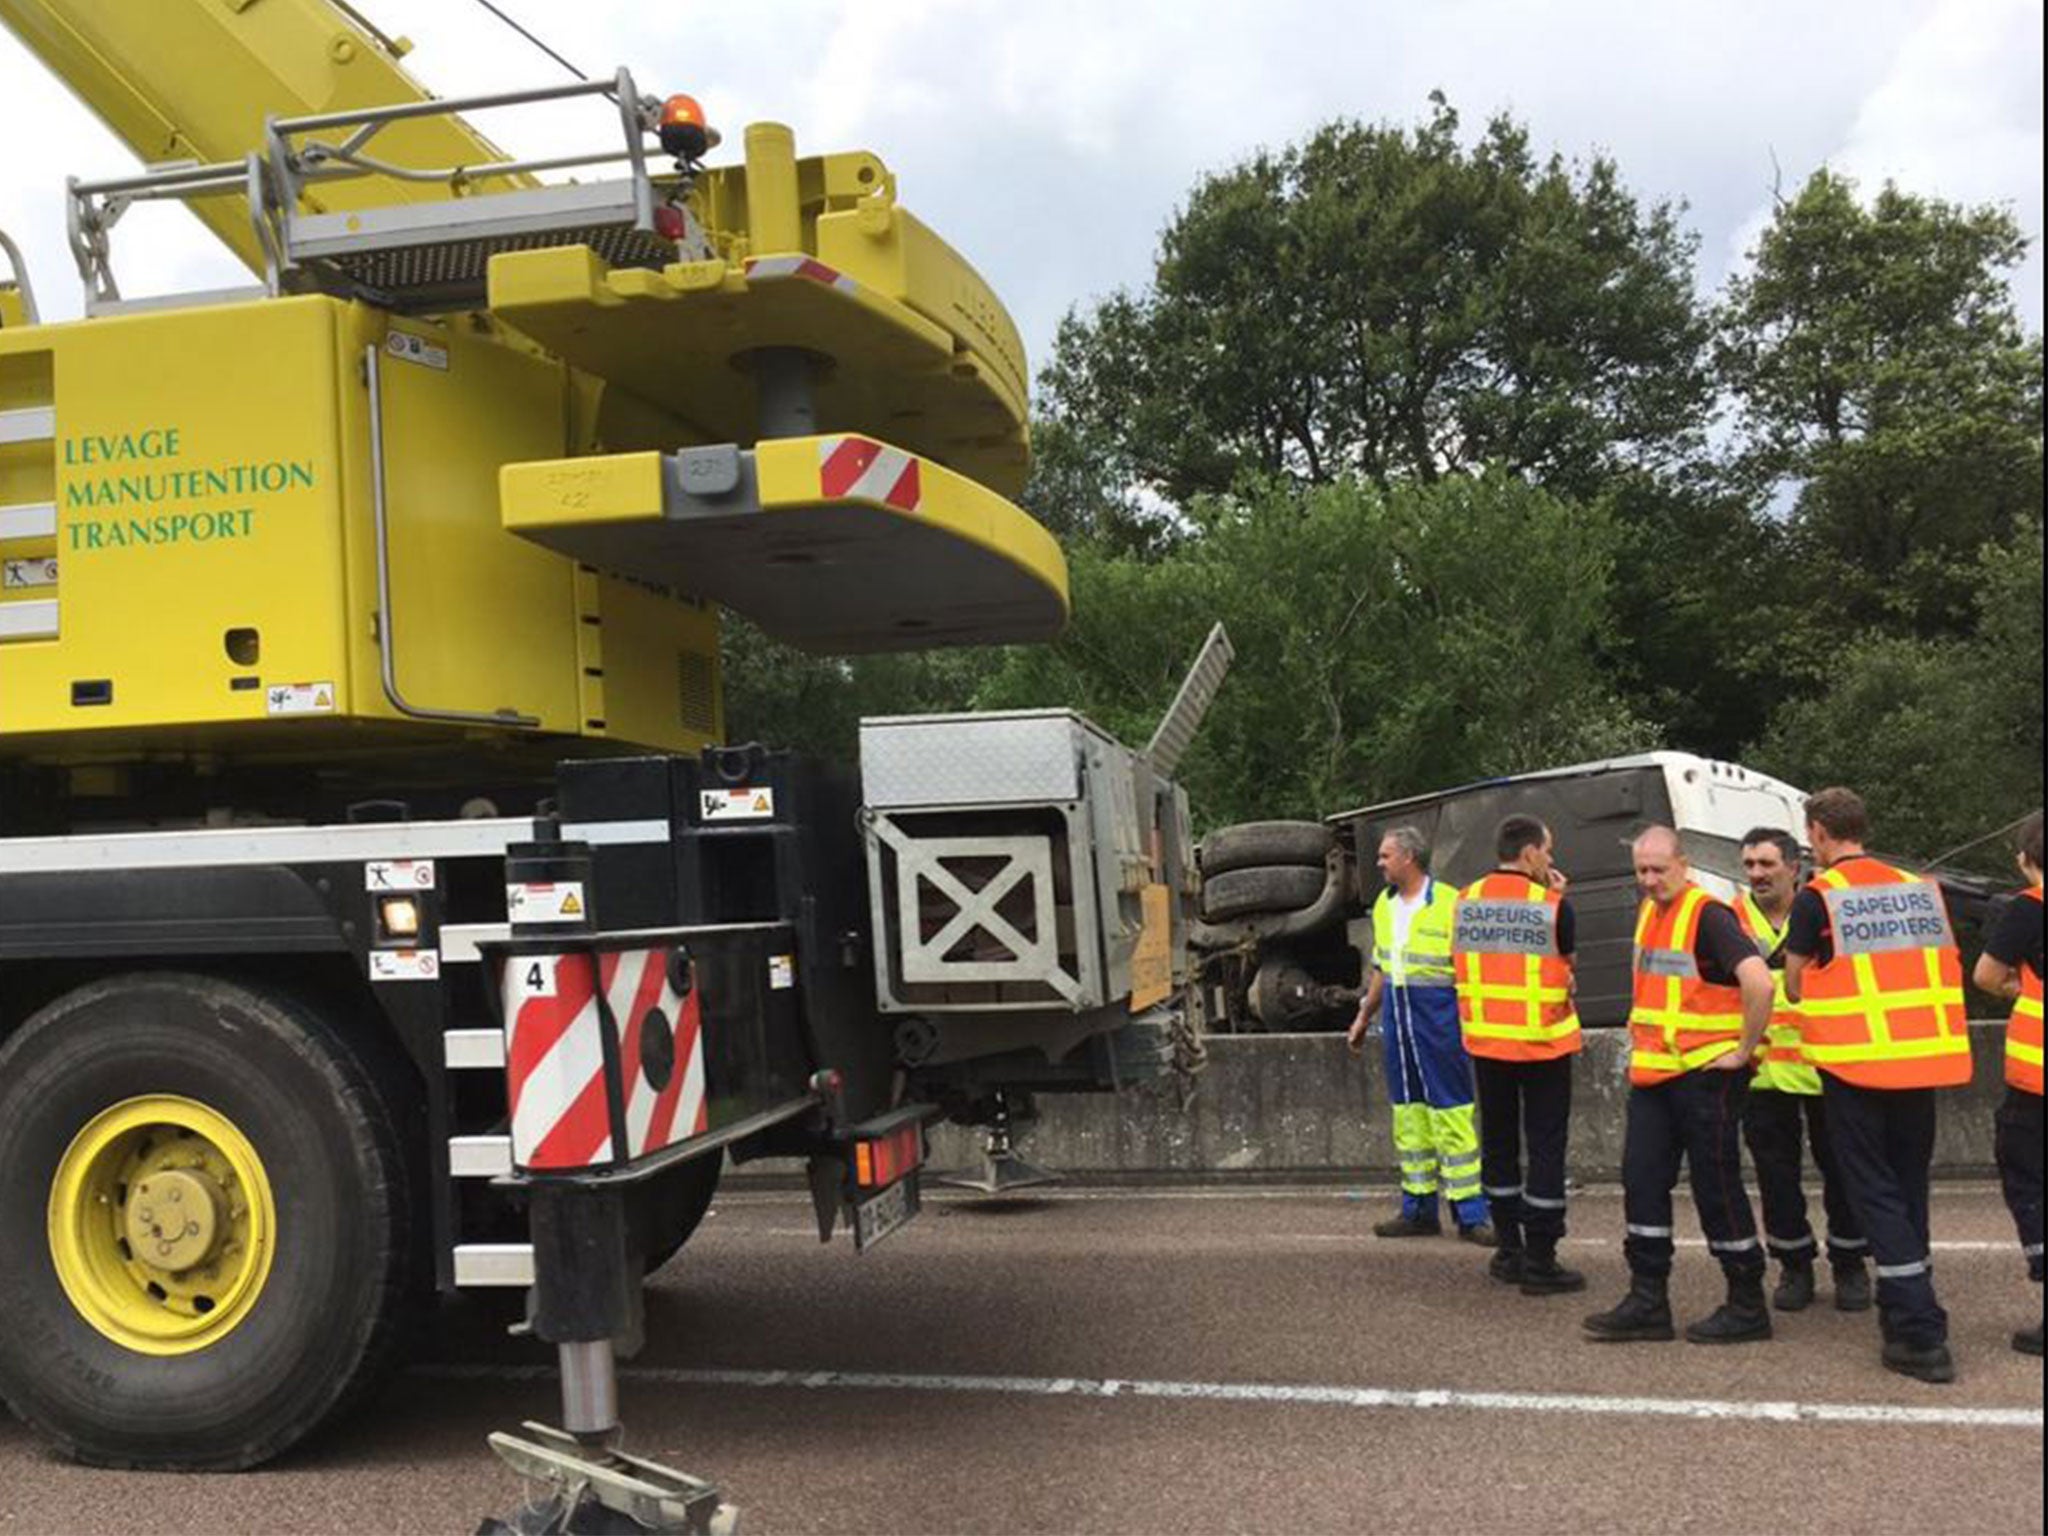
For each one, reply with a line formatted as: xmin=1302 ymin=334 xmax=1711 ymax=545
xmin=1832 ymin=1261 xmax=1873 ymax=1313
xmin=1687 ymin=1271 xmax=1774 ymax=1344
xmin=1882 ymin=1339 xmax=1957 ymax=1384
xmin=1520 ymin=1250 xmax=1588 ymax=1297
xmin=1584 ymin=1275 xmax=1675 ymax=1342
xmin=2015 ymin=1319 xmax=2044 ymax=1357
xmin=1373 ymin=1212 xmax=1443 ymax=1239
xmin=1488 ymin=1248 xmax=1526 ymax=1286
xmin=1773 ymin=1259 xmax=1816 ymax=1313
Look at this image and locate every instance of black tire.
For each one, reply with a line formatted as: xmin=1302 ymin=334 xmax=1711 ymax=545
xmin=1200 ymin=863 xmax=1330 ymax=921
xmin=0 ymin=973 xmax=413 ymax=1470
xmin=1198 ymin=821 xmax=1333 ymax=876
xmin=632 ymin=1152 xmax=723 ymax=1276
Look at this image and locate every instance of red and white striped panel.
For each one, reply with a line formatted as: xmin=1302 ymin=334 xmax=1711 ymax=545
xmin=744 ymin=255 xmax=860 ymax=294
xmin=600 ymin=948 xmax=710 ymax=1160
xmin=505 ymin=951 xmax=612 ymax=1171
xmin=818 ymin=436 xmax=922 ymax=513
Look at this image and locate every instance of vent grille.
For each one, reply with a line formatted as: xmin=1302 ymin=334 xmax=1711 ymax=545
xmin=677 ymin=649 xmax=717 ymax=734
xmin=320 ymin=225 xmax=672 ymax=309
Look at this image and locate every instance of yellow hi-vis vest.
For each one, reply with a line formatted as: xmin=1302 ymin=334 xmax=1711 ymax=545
xmin=1371 ymin=879 xmax=1459 ymax=992
xmin=1733 ymin=891 xmax=1820 ymax=1096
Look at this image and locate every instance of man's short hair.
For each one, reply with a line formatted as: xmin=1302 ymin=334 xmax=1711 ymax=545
xmin=1633 ymin=825 xmax=1684 ymax=859
xmin=2021 ymin=809 xmax=2044 ymax=872
xmin=1805 ymin=787 xmax=1870 ymax=843
xmin=1496 ymin=815 xmax=1549 ymax=866
xmin=1741 ymin=827 xmax=1801 ymax=866
xmin=1383 ymin=824 xmax=1430 ymax=871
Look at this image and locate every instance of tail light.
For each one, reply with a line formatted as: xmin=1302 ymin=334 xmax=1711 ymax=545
xmin=853 ymin=1121 xmax=923 ymax=1189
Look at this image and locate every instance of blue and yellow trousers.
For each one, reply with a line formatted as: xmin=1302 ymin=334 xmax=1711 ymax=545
xmin=1381 ymin=984 xmax=1485 ymax=1228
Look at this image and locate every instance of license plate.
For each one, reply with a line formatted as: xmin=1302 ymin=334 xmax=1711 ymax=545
xmin=851 ymin=1175 xmax=921 ymax=1252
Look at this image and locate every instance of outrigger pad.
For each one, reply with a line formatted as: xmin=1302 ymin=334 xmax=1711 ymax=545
xmin=936 ymin=1147 xmax=1061 ymax=1196
xmin=502 ymin=436 xmax=1069 ymax=654
xmin=482 ymin=1423 xmax=735 ymax=1536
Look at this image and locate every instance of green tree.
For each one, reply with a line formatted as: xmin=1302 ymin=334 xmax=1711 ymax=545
xmin=1717 ymin=170 xmax=2045 ymax=641
xmin=1039 ymin=97 xmax=1712 ymax=510
xmin=975 ymin=472 xmax=1652 ymax=828
xmin=718 ymin=619 xmax=1000 ymax=764
xmin=1752 ymin=522 xmax=2044 ymax=864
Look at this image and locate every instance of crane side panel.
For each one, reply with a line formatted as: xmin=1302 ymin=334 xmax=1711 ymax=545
xmin=336 ymin=313 xmax=582 ymax=734
xmin=0 ymin=298 xmax=351 ymax=735
xmin=588 ymin=575 xmax=723 ymax=754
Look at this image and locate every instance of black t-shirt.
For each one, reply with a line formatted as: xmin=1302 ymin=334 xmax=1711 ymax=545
xmin=1985 ymin=892 xmax=2045 ymax=978
xmin=1489 ymin=870 xmax=1577 ymax=957
xmin=1785 ymin=853 xmax=1887 ymax=968
xmin=1693 ymin=902 xmax=1758 ymax=989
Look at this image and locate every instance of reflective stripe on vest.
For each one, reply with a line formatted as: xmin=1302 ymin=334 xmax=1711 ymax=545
xmin=1800 ymin=860 xmax=1971 ymax=1091
xmin=1372 ymin=879 xmax=1460 ymax=990
xmin=2009 ymin=886 xmax=2043 ymax=1096
xmin=1629 ymin=885 xmax=1745 ymax=1086
xmin=1452 ymin=873 xmax=1582 ymax=1061
xmin=1733 ymin=890 xmax=1821 ymax=1097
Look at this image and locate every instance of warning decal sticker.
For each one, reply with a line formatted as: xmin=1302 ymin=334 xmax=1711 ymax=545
xmin=267 ymin=681 xmax=336 ymax=716
xmin=508 ymin=881 xmax=588 ymax=925
xmin=701 ymin=787 xmax=775 ymax=822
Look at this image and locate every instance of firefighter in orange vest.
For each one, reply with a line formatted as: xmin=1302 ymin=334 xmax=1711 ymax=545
xmin=1970 ymin=809 xmax=2043 ymax=1358
xmin=1585 ymin=826 xmax=1776 ymax=1346
xmin=1733 ymin=827 xmax=1871 ymax=1314
xmin=1785 ymin=787 xmax=1972 ymax=1384
xmin=1452 ymin=814 xmax=1585 ymax=1296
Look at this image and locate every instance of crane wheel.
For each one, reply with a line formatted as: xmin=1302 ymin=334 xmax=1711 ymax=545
xmin=1199 ymin=863 xmax=1330 ymax=921
xmin=0 ymin=973 xmax=412 ymax=1470
xmin=1197 ymin=821 xmax=1334 ymax=877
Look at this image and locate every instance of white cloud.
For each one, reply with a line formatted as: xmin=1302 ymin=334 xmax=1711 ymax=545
xmin=2 ymin=0 xmax=2038 ymax=362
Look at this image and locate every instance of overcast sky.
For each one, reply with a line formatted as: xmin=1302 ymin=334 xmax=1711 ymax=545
xmin=2 ymin=0 xmax=2040 ymax=376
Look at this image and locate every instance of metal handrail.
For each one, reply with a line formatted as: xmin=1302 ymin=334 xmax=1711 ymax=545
xmin=266 ymin=69 xmax=655 ymax=236
xmin=364 ymin=342 xmax=540 ymax=731
xmin=0 ymin=226 xmax=39 ymax=324
xmin=63 ymin=68 xmax=664 ymax=311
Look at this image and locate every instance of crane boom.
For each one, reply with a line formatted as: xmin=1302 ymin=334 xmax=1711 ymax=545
xmin=0 ymin=0 xmax=527 ymax=276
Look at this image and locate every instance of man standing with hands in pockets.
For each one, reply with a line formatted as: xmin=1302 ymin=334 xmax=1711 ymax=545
xmin=1453 ymin=815 xmax=1586 ymax=1296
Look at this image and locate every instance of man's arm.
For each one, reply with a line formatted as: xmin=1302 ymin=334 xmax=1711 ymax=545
xmin=1783 ymin=887 xmax=1827 ymax=1003
xmin=1975 ymin=954 xmax=2020 ymax=999
xmin=1715 ymin=954 xmax=1775 ymax=1070
xmin=1347 ymin=971 xmax=1386 ymax=1056
xmin=1974 ymin=895 xmax=2036 ymax=1000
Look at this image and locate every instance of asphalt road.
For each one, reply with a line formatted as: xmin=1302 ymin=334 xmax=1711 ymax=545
xmin=2 ymin=1183 xmax=2041 ymax=1534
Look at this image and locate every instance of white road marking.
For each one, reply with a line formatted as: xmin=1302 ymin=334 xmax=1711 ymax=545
xmin=416 ymin=1362 xmax=2042 ymax=1430
xmin=724 ymin=1226 xmax=2017 ymax=1253
xmin=710 ymin=1181 xmax=2006 ymax=1206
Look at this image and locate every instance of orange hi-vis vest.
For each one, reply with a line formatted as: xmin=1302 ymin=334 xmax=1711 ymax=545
xmin=1799 ymin=858 xmax=1970 ymax=1091
xmin=2009 ymin=886 xmax=2043 ymax=1096
xmin=1630 ymin=884 xmax=1746 ymax=1086
xmin=1732 ymin=891 xmax=1820 ymax=1096
xmin=1452 ymin=873 xmax=1582 ymax=1061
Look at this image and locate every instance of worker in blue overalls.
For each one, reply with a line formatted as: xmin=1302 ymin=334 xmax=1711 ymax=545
xmin=1348 ymin=825 xmax=1493 ymax=1242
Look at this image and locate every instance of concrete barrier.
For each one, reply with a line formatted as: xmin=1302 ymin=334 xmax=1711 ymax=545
xmin=920 ymin=1022 xmax=2017 ymax=1182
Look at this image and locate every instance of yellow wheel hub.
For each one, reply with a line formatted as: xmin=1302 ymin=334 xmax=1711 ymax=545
xmin=48 ymin=1096 xmax=276 ymax=1356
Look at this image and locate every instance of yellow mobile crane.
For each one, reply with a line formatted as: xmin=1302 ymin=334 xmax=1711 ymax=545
xmin=0 ymin=3 xmax=1226 ymax=1527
